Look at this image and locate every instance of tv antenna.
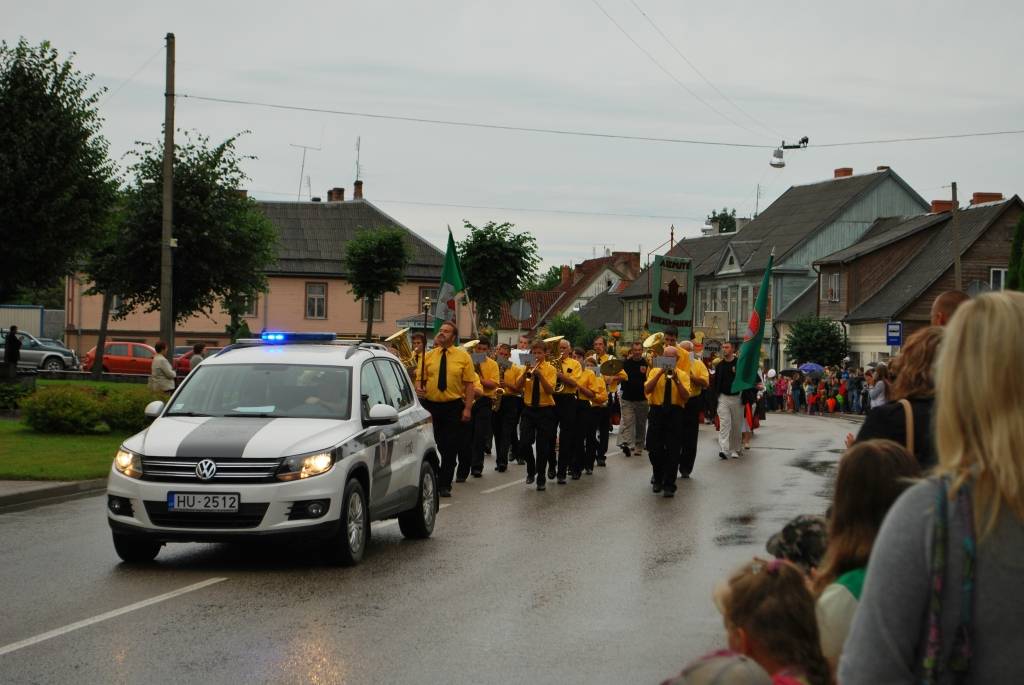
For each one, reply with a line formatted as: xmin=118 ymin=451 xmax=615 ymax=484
xmin=355 ymin=136 xmax=363 ymax=182
xmin=290 ymin=141 xmax=322 ymax=200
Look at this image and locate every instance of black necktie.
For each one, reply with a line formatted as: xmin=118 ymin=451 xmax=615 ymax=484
xmin=663 ymin=369 xmax=672 ymax=406
xmin=437 ymin=349 xmax=447 ymax=392
xmin=531 ymin=369 xmax=541 ymax=407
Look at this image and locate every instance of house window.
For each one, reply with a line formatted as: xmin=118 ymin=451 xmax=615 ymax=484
xmin=242 ymin=295 xmax=258 ymax=318
xmin=419 ymin=287 xmax=439 ymax=309
xmin=823 ymin=273 xmax=840 ymax=302
xmin=991 ymin=268 xmax=1009 ymax=291
xmin=305 ymin=283 xmax=327 ymax=319
xmin=361 ymin=295 xmax=384 ymax=322
xmin=740 ymin=287 xmax=749 ymax=318
xmin=111 ymin=294 xmax=124 ymax=316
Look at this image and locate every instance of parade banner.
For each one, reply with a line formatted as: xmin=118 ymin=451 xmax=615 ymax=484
xmin=649 ymin=255 xmax=694 ymax=338
xmin=433 ymin=227 xmax=467 ymax=333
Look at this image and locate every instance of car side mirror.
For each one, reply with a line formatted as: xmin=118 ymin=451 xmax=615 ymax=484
xmin=144 ymin=400 xmax=165 ymax=419
xmin=364 ymin=403 xmax=398 ymax=426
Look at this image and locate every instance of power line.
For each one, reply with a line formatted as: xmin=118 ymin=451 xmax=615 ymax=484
xmin=249 ymin=188 xmax=706 ymax=221
xmin=627 ymin=0 xmax=782 ymax=138
xmin=589 ymin=0 xmax=763 ymax=139
xmin=178 ymin=92 xmax=1024 ymax=150
xmin=99 ymin=44 xmax=164 ymax=107
xmin=177 ymin=93 xmax=772 ymax=148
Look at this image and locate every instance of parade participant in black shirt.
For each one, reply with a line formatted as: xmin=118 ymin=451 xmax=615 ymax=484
xmin=713 ymin=341 xmax=743 ymax=460
xmin=617 ymin=341 xmax=649 ymax=457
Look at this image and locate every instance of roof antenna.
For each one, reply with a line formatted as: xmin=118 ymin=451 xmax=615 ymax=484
xmin=290 ymin=142 xmax=322 ymax=200
xmin=355 ymin=136 xmax=363 ymax=182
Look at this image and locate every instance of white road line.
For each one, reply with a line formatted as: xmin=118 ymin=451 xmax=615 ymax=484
xmin=0 ymin=577 xmax=227 ymax=658
xmin=481 ymin=479 xmax=528 ymax=494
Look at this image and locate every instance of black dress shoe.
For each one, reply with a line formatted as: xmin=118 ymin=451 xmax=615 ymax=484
xmin=681 ymin=474 xmax=691 ymax=479
xmin=584 ymin=467 xmax=593 ymax=475
xmin=471 ymin=471 xmax=482 ymax=478
xmin=455 ymin=476 xmax=468 ymax=483
xmin=719 ymin=452 xmax=728 ymax=461
xmin=662 ymin=488 xmax=676 ymax=498
xmin=525 ymin=474 xmax=535 ymax=484
xmin=439 ymin=488 xmax=452 ymax=498
xmin=652 ymin=483 xmax=663 ymax=493
xmin=547 ymin=468 xmax=556 ymax=480
xmin=621 ymin=445 xmax=631 ymax=457
xmin=570 ymin=472 xmax=581 ymax=481
xmin=496 ymin=464 xmax=507 ymax=472
xmin=537 ymin=481 xmax=546 ymax=491
xmin=557 ymin=477 xmax=567 ymax=485
xmin=596 ymin=459 xmax=606 ymax=467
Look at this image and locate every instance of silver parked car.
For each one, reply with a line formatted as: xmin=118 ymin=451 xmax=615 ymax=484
xmin=0 ymin=329 xmax=79 ymax=371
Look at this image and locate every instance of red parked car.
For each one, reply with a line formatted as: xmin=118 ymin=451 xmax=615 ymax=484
xmin=82 ymin=342 xmax=158 ymax=375
xmin=173 ymin=348 xmax=222 ymax=375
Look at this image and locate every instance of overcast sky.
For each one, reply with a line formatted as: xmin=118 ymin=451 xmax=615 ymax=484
xmin=7 ymin=0 xmax=1024 ymax=272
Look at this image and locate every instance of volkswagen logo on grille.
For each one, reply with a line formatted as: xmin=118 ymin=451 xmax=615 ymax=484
xmin=195 ymin=459 xmax=217 ymax=481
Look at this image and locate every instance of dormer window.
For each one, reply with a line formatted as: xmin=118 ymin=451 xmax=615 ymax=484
xmin=728 ymin=256 xmax=735 ymax=266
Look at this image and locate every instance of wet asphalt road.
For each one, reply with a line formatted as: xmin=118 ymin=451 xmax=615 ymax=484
xmin=0 ymin=413 xmax=850 ymax=684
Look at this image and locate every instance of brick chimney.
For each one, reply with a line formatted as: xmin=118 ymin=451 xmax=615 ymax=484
xmin=560 ymin=265 xmax=571 ymax=287
xmin=234 ymin=189 xmax=248 ymax=199
xmin=834 ymin=167 xmax=853 ymax=178
xmin=931 ymin=199 xmax=955 ymax=213
xmin=327 ymin=187 xmax=345 ymax=202
xmin=876 ymin=165 xmax=890 ymax=171
xmin=353 ymin=180 xmax=364 ymax=200
xmin=970 ymin=192 xmax=1003 ymax=205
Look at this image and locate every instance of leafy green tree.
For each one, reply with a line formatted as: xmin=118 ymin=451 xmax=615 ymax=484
xmin=81 ymin=204 xmax=132 ymax=377
xmin=547 ymin=313 xmax=601 ymax=349
xmin=708 ymin=207 xmax=738 ymax=233
xmin=344 ymin=227 xmax=411 ymax=341
xmin=525 ymin=265 xmax=562 ymax=291
xmin=223 ymin=291 xmax=255 ymax=343
xmin=114 ymin=131 xmax=277 ymax=326
xmin=1008 ymin=215 xmax=1024 ymax=291
xmin=784 ymin=316 xmax=849 ymax=367
xmin=0 ymin=39 xmax=117 ymax=303
xmin=10 ymin=282 xmax=65 ymax=310
xmin=457 ymin=221 xmax=540 ymax=328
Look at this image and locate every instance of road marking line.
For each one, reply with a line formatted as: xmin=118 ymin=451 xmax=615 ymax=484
xmin=0 ymin=577 xmax=227 ymax=658
xmin=481 ymin=479 xmax=529 ymax=494
xmin=375 ymin=503 xmax=451 ymax=529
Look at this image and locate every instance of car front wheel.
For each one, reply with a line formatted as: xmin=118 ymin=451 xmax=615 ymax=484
xmin=323 ymin=478 xmax=368 ymax=566
xmin=43 ymin=357 xmax=64 ymax=371
xmin=112 ymin=533 xmax=161 ymax=563
xmin=398 ymin=461 xmax=438 ymax=539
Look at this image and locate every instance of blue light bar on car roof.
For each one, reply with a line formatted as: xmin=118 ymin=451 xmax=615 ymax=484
xmin=260 ymin=331 xmax=337 ymax=343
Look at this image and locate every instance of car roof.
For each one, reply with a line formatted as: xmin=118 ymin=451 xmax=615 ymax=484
xmin=203 ymin=343 xmax=393 ymax=367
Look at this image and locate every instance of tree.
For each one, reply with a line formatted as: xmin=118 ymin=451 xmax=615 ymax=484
xmin=0 ymin=39 xmax=117 ymax=303
xmin=1008 ymin=215 xmax=1024 ymax=291
xmin=81 ymin=204 xmax=132 ymax=378
xmin=223 ymin=291 xmax=254 ymax=343
xmin=784 ymin=316 xmax=849 ymax=367
xmin=525 ymin=265 xmax=562 ymax=292
xmin=457 ymin=221 xmax=540 ymax=329
xmin=546 ymin=313 xmax=601 ymax=349
xmin=344 ymin=227 xmax=411 ymax=341
xmin=114 ymin=131 xmax=277 ymax=325
xmin=708 ymin=207 xmax=738 ymax=233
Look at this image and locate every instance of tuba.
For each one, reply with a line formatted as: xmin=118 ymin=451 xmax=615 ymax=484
xmin=386 ymin=328 xmax=417 ymax=373
xmin=543 ymin=335 xmax=566 ymax=393
xmin=643 ymin=331 xmax=665 ymax=364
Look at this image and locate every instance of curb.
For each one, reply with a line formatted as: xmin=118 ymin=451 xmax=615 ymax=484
xmin=0 ymin=478 xmax=107 ymax=508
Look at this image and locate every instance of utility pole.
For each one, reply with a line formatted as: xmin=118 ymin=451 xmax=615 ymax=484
xmin=160 ymin=33 xmax=176 ymax=354
xmin=951 ymin=182 xmax=962 ymax=291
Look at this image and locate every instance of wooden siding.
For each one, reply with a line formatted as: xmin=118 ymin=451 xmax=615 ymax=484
xmin=848 ymin=229 xmax=933 ymax=310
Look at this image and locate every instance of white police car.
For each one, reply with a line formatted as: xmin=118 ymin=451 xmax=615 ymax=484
xmin=106 ymin=332 xmax=440 ymax=565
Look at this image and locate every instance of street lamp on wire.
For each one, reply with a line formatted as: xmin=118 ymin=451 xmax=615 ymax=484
xmin=770 ymin=136 xmax=809 ymax=168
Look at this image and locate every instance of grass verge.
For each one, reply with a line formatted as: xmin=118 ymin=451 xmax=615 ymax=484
xmin=0 ymin=419 xmax=127 ymax=480
xmin=38 ymin=378 xmax=147 ymax=393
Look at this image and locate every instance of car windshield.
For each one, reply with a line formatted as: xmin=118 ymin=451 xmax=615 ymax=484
xmin=166 ymin=364 xmax=352 ymax=419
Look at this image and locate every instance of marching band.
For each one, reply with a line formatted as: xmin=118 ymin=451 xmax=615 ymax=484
xmin=398 ymin=320 xmax=714 ymax=497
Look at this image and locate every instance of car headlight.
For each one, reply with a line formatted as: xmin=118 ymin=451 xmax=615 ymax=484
xmin=276 ymin=451 xmax=335 ymax=481
xmin=114 ymin=448 xmax=143 ymax=478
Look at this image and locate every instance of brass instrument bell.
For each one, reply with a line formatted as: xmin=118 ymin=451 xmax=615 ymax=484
xmin=385 ymin=328 xmax=417 ymax=372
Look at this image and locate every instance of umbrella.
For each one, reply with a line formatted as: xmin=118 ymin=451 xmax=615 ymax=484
xmin=799 ymin=362 xmax=825 ymax=375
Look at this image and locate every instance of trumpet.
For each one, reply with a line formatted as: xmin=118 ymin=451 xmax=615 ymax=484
xmin=492 ymin=387 xmax=505 ymax=412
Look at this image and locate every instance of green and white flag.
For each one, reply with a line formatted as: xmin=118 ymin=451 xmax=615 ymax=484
xmin=732 ymin=253 xmax=773 ymax=393
xmin=433 ymin=227 xmax=466 ymax=333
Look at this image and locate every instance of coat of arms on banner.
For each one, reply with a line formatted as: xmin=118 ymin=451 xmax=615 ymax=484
xmin=657 ymin=258 xmax=689 ymax=315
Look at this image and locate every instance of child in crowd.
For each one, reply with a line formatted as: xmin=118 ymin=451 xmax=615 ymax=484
xmin=714 ymin=558 xmax=832 ymax=685
xmin=812 ymin=439 xmax=920 ymax=673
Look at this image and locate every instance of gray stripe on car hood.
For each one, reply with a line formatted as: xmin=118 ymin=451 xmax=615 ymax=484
xmin=175 ymin=417 xmax=276 ymax=458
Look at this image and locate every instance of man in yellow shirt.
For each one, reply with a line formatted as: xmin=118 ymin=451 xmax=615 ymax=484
xmin=511 ymin=340 xmax=557 ymax=490
xmin=644 ymin=345 xmax=690 ymax=497
xmin=415 ymin=320 xmax=478 ymax=497
xmin=678 ymin=339 xmax=710 ymax=478
xmin=593 ymin=335 xmax=627 ymax=465
xmin=552 ymin=337 xmax=582 ymax=484
xmin=468 ymin=337 xmax=501 ymax=479
xmin=578 ymin=352 xmax=609 ymax=475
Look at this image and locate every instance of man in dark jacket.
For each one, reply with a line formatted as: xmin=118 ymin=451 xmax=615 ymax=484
xmin=4 ymin=325 xmax=22 ymax=378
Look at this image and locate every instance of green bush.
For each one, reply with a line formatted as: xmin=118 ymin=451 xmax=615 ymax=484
xmin=100 ymin=386 xmax=165 ymax=433
xmin=0 ymin=382 xmax=33 ymax=413
xmin=21 ymin=386 xmax=106 ymax=434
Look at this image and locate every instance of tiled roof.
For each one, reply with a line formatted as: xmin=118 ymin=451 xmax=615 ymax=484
xmin=497 ymin=290 xmax=565 ymax=331
xmin=734 ymin=169 xmax=927 ymax=272
xmin=258 ymin=199 xmax=443 ymax=280
xmin=846 ymin=198 xmax=1021 ymax=322
xmin=815 ymin=213 xmax=946 ymax=265
xmin=620 ymin=232 xmax=734 ymax=298
xmin=550 ymin=253 xmax=640 ymax=314
xmin=577 ymin=290 xmax=624 ymax=330
xmin=773 ymin=281 xmax=817 ymax=323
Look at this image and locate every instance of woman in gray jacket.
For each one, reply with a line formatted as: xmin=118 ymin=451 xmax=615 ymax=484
xmin=148 ymin=340 xmax=176 ymax=394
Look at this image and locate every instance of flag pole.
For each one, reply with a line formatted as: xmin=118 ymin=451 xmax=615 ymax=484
xmin=421 ymin=295 xmax=431 ymax=390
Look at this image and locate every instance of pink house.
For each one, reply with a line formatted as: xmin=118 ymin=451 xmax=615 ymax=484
xmin=64 ymin=183 xmax=471 ymax=356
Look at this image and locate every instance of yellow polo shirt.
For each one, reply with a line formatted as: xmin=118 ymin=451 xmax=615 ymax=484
xmin=423 ymin=345 xmax=478 ymax=402
xmin=686 ymin=357 xmax=709 ymax=397
xmin=523 ymin=363 xmax=557 ymax=408
xmin=501 ymin=364 xmax=523 ymax=397
xmin=646 ymin=367 xmax=691 ymax=408
xmin=598 ymin=353 xmax=628 ymax=392
xmin=554 ymin=357 xmax=583 ymax=395
xmin=580 ymin=368 xmax=609 ymax=406
xmin=475 ymin=357 xmax=501 ymax=398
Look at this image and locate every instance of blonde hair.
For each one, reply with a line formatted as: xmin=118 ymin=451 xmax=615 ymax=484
xmin=935 ymin=291 xmax=1024 ymax=538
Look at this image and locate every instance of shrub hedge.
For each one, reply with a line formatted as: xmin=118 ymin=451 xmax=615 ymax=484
xmin=20 ymin=385 xmax=165 ymax=435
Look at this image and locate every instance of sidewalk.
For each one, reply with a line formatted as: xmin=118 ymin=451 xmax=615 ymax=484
xmin=0 ymin=478 xmax=107 ymax=508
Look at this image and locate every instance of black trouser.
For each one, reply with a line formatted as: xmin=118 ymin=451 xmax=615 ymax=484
xmin=679 ymin=395 xmax=702 ymax=476
xmin=519 ymin=405 xmax=556 ymax=483
xmin=469 ymin=397 xmax=493 ymax=475
xmin=553 ymin=394 xmax=577 ymax=478
xmin=589 ymin=404 xmax=609 ymax=466
xmin=648 ymin=404 xmax=684 ymax=491
xmin=496 ymin=395 xmax=522 ymax=467
xmin=423 ymin=399 xmax=467 ymax=490
xmin=572 ymin=399 xmax=591 ymax=473
xmin=646 ymin=407 xmax=659 ymax=456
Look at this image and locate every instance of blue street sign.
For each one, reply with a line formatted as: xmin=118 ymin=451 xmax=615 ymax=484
xmin=886 ymin=321 xmax=903 ymax=347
